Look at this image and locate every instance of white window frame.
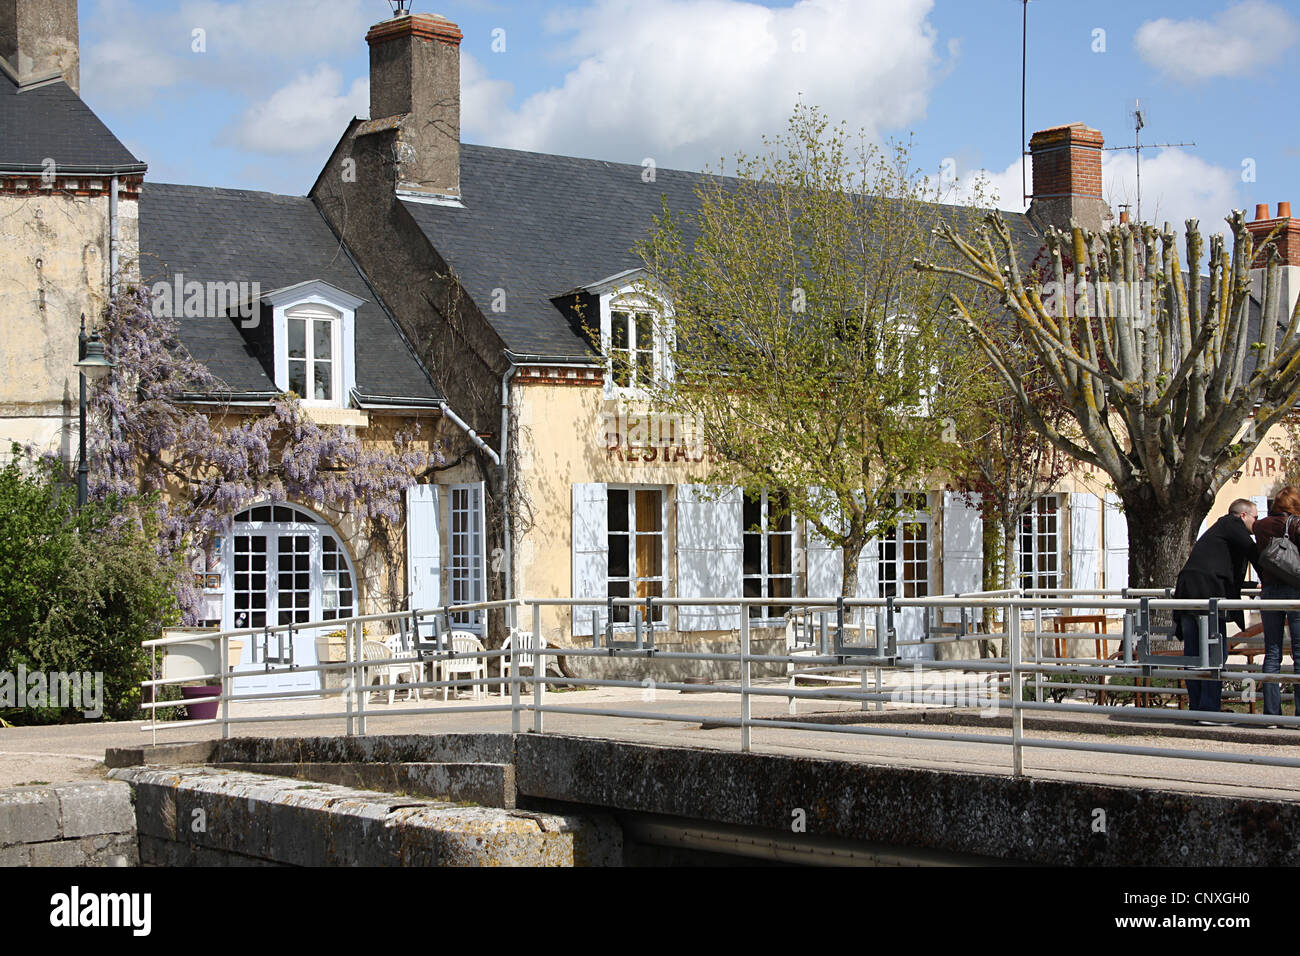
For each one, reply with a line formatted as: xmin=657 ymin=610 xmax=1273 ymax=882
xmin=223 ymin=502 xmax=357 ymax=632
xmin=265 ymin=280 xmax=364 ymax=408
xmin=1019 ymin=494 xmax=1062 ymax=592
xmin=877 ymin=491 xmax=931 ymax=599
xmin=448 ymin=483 xmax=486 ymax=633
xmin=743 ymin=489 xmax=795 ymax=622
xmin=588 ymin=271 xmax=674 ymax=399
xmin=877 ymin=315 xmax=938 ymax=417
xmin=606 ymin=485 xmax=668 ymax=626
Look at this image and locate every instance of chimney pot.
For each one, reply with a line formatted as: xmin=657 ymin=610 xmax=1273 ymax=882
xmin=1119 ymin=210 xmax=1129 ymax=224
xmin=1279 ymin=201 xmax=1293 ymax=219
xmin=1256 ymin=203 xmax=1271 ymax=221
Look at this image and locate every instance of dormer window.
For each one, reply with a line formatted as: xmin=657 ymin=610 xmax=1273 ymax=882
xmin=609 ymin=307 xmax=658 ymax=390
xmin=265 ymin=280 xmax=365 ymax=408
xmin=287 ymin=304 xmax=340 ymax=403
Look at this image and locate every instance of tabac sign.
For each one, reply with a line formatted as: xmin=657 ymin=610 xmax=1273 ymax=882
xmin=599 ymin=407 xmax=715 ymax=463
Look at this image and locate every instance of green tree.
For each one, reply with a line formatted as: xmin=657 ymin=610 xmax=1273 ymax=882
xmin=0 ymin=449 xmax=182 ymax=723
xmin=920 ymin=213 xmax=1300 ymax=588
xmin=635 ymin=106 xmax=988 ymax=596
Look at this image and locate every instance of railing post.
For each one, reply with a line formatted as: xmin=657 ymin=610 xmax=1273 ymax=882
xmin=1033 ymin=605 xmax=1043 ymax=703
xmin=219 ymin=631 xmax=230 ymax=740
xmin=345 ymin=619 xmax=355 ymax=736
xmin=740 ymin=606 xmax=752 ymax=753
xmin=1009 ymin=600 xmax=1023 ymax=778
xmin=355 ymin=619 xmax=367 ymax=736
xmin=533 ymin=602 xmax=545 ymax=735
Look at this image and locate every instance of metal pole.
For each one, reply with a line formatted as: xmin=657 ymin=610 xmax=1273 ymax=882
xmin=1033 ymin=605 xmax=1043 ymax=702
xmin=532 ymin=602 xmax=544 ymax=734
xmin=740 ymin=607 xmax=752 ymax=752
xmin=76 ymin=316 xmax=87 ymax=510
xmin=356 ymin=619 xmax=367 ymax=736
xmin=219 ymin=631 xmax=230 ymax=740
xmin=1010 ymin=602 xmax=1024 ymax=777
xmin=345 ymin=619 xmax=355 ymax=736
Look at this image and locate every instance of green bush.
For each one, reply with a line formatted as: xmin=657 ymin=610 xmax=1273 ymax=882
xmin=0 ymin=449 xmax=182 ymax=723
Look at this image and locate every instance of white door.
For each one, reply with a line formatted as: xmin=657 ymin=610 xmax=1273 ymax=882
xmin=879 ymin=493 xmax=932 ymax=660
xmin=225 ymin=504 xmax=356 ymax=694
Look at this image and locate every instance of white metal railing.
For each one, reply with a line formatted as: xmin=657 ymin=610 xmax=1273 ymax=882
xmin=139 ymin=590 xmax=1300 ymax=778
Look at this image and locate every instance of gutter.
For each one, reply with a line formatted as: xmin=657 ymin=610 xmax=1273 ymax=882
xmin=0 ymin=162 xmax=148 ymax=176
xmin=503 ymin=350 xmax=600 ymax=367
xmin=441 ymin=400 xmax=499 ymax=467
xmin=500 ymin=363 xmax=518 ymax=602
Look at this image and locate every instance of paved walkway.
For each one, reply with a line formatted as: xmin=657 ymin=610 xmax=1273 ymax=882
xmin=4 ymin=677 xmax=1300 ymax=801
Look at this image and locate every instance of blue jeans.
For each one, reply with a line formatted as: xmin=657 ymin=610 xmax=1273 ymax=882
xmin=1260 ymin=584 xmax=1300 ymax=716
xmin=1180 ymin=612 xmax=1223 ymax=713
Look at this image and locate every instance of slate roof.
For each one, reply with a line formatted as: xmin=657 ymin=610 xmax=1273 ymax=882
xmin=139 ymin=182 xmax=441 ymax=403
xmin=402 ymin=143 xmax=1044 ymax=361
xmin=0 ymin=72 xmax=145 ymax=173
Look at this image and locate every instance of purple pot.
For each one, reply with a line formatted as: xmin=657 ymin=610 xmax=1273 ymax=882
xmin=180 ymin=685 xmax=221 ymax=720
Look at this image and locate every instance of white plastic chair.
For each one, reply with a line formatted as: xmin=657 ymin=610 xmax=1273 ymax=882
xmin=361 ymin=640 xmax=399 ymax=705
xmin=385 ymin=632 xmax=423 ymax=701
xmin=438 ymin=630 xmax=486 ymax=700
xmin=499 ymin=629 xmax=541 ymax=696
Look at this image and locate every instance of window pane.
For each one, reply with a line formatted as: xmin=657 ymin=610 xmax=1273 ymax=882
xmin=313 ymin=320 xmax=332 ymax=362
xmin=635 ymin=490 xmax=661 ymax=532
xmin=636 ymin=533 xmax=661 ymax=576
xmin=288 ymin=318 xmax=305 ymax=358
xmin=608 ymin=490 xmax=628 ymax=532
xmin=743 ymin=533 xmax=761 ymax=575
xmin=769 ymin=533 xmax=792 ymax=575
xmin=314 ymin=360 xmax=333 ymax=401
xmin=288 ymin=360 xmax=307 ymax=398
xmin=611 ymin=312 xmax=630 ymax=350
xmin=608 ymin=534 xmax=629 ymax=578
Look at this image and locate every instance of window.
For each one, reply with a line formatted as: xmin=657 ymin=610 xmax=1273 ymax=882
xmin=449 ymin=484 xmax=485 ymax=631
xmin=878 ymin=492 xmax=930 ymax=599
xmin=590 ymin=271 xmax=673 ymax=396
xmin=266 ymin=280 xmax=364 ymax=408
xmin=227 ymin=503 xmax=356 ymax=630
xmin=607 ymin=487 xmax=665 ymax=623
xmin=1019 ymin=495 xmax=1060 ymax=590
xmin=743 ymin=489 xmax=793 ymax=619
xmin=286 ymin=304 xmax=338 ymax=402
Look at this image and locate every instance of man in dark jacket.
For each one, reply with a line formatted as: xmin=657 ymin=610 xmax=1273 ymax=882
xmin=1174 ymin=499 xmax=1259 ymax=715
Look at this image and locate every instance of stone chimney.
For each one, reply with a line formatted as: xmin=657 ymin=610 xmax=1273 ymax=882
xmin=1027 ymin=122 xmax=1113 ymax=233
xmin=1247 ymin=202 xmax=1300 ymax=320
xmin=0 ymin=0 xmax=79 ymax=92
xmin=365 ymin=11 xmax=462 ymax=199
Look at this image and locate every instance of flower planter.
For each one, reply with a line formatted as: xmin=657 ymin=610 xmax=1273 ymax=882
xmin=180 ymin=684 xmax=221 ymax=720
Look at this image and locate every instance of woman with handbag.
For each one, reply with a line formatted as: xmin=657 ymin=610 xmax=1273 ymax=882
xmin=1252 ymin=485 xmax=1300 ymax=719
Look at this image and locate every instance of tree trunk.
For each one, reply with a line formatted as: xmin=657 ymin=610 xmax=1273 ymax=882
xmin=840 ymin=539 xmax=862 ymax=599
xmin=1123 ymin=491 xmax=1214 ymax=590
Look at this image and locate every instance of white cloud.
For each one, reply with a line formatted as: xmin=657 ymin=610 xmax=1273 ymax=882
xmin=1135 ymin=1 xmax=1300 ymax=84
xmin=462 ymin=0 xmax=945 ymax=171
xmin=230 ymin=67 xmax=368 ymax=155
xmin=1102 ymin=148 xmax=1244 ymax=240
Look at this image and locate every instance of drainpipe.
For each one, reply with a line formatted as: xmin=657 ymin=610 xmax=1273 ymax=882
xmin=500 ymin=364 xmax=518 ymax=604
xmin=109 ymin=175 xmax=119 ymax=299
xmin=438 ymin=400 xmax=499 ymax=466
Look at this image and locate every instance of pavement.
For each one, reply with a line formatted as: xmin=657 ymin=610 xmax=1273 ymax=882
xmin=4 ymin=674 xmax=1300 ymax=804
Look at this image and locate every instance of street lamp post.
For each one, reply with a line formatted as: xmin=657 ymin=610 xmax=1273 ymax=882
xmin=74 ymin=314 xmax=114 ymax=509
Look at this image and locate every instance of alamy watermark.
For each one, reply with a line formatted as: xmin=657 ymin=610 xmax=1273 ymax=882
xmin=1039 ymin=277 xmax=1159 ymax=328
xmin=149 ymin=272 xmax=260 ymax=328
xmin=0 ymin=665 xmax=104 ymax=719
xmin=890 ymin=663 xmax=999 ymax=716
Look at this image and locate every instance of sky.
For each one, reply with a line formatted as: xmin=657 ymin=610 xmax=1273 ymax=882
xmin=78 ymin=0 xmax=1300 ymax=237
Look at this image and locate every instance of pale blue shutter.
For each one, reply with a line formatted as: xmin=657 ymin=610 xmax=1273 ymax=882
xmin=942 ymin=491 xmax=983 ymax=622
xmin=805 ymin=488 xmax=844 ymax=600
xmin=676 ymin=485 xmax=743 ymax=631
xmin=572 ymin=483 xmax=608 ymax=636
xmin=1103 ymin=493 xmax=1128 ymax=597
xmin=407 ymin=484 xmax=441 ymax=611
xmin=1070 ymin=492 xmax=1100 ymax=594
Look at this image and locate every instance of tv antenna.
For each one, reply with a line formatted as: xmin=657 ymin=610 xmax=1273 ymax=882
xmin=1020 ymin=0 xmax=1030 ymax=207
xmin=1103 ymin=100 xmax=1194 ymax=226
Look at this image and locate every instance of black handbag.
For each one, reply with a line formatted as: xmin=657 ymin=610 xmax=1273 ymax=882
xmin=1259 ymin=515 xmax=1300 ymax=588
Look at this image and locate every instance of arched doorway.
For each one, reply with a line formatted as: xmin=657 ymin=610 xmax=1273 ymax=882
xmin=223 ymin=502 xmax=357 ymax=693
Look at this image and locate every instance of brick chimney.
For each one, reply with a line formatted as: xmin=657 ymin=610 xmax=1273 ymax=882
xmin=1247 ymin=202 xmax=1300 ymax=320
xmin=0 ymin=0 xmax=79 ymax=91
xmin=1027 ymin=122 xmax=1113 ymax=233
xmin=365 ymin=11 xmax=462 ymax=199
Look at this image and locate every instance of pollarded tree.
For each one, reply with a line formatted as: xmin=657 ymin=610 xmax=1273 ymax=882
xmin=918 ymin=212 xmax=1300 ymax=588
xmin=635 ymin=106 xmax=989 ymax=597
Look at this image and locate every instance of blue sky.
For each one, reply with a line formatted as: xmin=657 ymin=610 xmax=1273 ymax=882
xmin=79 ymin=0 xmax=1300 ymax=234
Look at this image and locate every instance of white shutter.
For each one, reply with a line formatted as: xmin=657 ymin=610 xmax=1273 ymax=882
xmin=1103 ymin=493 xmax=1128 ymax=598
xmin=407 ymin=484 xmax=441 ymax=611
xmin=942 ymin=491 xmax=983 ymax=622
xmin=856 ymin=534 xmax=879 ymax=601
xmin=572 ymin=483 xmax=608 ymax=636
xmin=676 ymin=484 xmax=742 ymax=631
xmin=472 ymin=481 xmax=488 ymax=605
xmin=1070 ymin=492 xmax=1100 ymax=594
xmin=806 ymin=488 xmax=844 ymax=600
